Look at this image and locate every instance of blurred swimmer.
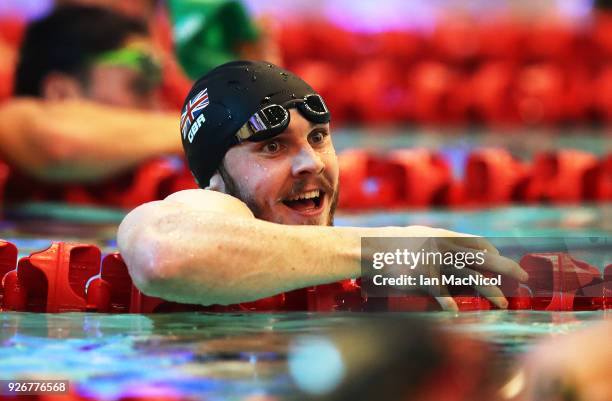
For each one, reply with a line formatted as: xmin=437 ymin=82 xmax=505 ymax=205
xmin=0 ymin=5 xmax=181 ymax=182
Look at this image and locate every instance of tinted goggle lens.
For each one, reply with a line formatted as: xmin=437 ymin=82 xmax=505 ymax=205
xmin=239 ymin=94 xmax=330 ymax=142
xmin=298 ymin=94 xmax=330 ymax=124
xmin=244 ymin=104 xmax=289 ymax=142
xmin=304 ymin=94 xmax=328 ymax=113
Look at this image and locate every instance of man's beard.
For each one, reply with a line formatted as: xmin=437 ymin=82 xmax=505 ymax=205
xmin=218 ymin=165 xmax=338 ymax=226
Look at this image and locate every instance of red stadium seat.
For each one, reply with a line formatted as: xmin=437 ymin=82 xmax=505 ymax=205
xmin=349 ymin=60 xmax=409 ymax=124
xmin=338 ymin=149 xmax=403 ymax=210
xmin=592 ymin=66 xmax=612 ymax=123
xmin=583 ymin=154 xmax=612 ymax=202
xmin=479 ymin=19 xmax=525 ymax=60
xmin=373 ymin=30 xmax=422 ymax=62
xmin=524 ymin=20 xmax=577 ymax=61
xmin=407 ymin=61 xmax=462 ymax=125
xmin=431 ymin=17 xmax=481 ymax=63
xmin=523 ymin=150 xmax=598 ymax=203
xmin=513 ymin=64 xmax=566 ymax=125
xmin=387 ymin=149 xmax=453 ymax=207
xmin=464 ymin=148 xmax=530 ymax=205
xmin=593 ymin=11 xmax=612 ymax=57
xmin=291 ymin=61 xmax=351 ymax=123
xmin=464 ymin=62 xmax=517 ymax=125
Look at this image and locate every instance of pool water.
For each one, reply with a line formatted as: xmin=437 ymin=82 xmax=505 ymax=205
xmin=0 ymin=311 xmax=608 ymax=401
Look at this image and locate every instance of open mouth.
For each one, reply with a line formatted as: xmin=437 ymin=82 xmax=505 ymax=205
xmin=282 ymin=189 xmax=325 ymax=213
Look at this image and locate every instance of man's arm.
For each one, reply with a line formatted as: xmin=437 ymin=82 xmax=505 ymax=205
xmin=0 ymin=98 xmax=182 ymax=182
xmin=117 ymin=189 xmax=366 ymax=305
xmin=117 ymin=189 xmax=527 ymax=309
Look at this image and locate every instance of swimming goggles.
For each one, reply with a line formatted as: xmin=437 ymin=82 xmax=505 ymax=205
xmin=92 ymin=48 xmax=162 ymax=95
xmin=237 ymin=94 xmax=330 ymax=142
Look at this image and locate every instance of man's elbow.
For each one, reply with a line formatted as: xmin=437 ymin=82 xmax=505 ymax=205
xmin=116 ymin=202 xmax=226 ymax=304
xmin=123 ymin=234 xmax=177 ymax=297
xmin=117 ymin=204 xmax=182 ymax=297
xmin=122 ymin=233 xmax=219 ymax=305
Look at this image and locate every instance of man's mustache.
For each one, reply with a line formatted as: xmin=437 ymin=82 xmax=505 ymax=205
xmin=284 ymin=177 xmax=335 ymax=199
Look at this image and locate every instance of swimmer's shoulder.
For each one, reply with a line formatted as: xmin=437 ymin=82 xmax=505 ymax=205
xmin=163 ymin=189 xmax=255 ymax=218
xmin=118 ymin=189 xmax=254 ymax=248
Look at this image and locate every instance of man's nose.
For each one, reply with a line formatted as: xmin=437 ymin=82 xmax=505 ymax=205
xmin=291 ymin=147 xmax=325 ymax=177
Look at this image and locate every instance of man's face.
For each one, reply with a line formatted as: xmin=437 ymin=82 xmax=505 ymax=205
xmin=220 ymin=109 xmax=339 ymax=226
xmin=87 ymin=64 xmax=157 ymax=109
xmin=85 ymin=37 xmax=161 ymax=110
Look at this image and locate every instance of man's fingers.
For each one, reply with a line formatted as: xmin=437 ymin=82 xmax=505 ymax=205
xmin=454 ymin=267 xmax=508 ymax=309
xmin=434 ymin=234 xmax=501 ymax=255
xmin=481 ymin=252 xmax=528 ymax=282
xmin=443 ymin=242 xmax=528 ymax=282
xmin=450 ymin=236 xmax=500 ymax=255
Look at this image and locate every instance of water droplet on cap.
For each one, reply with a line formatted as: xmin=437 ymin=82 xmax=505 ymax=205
xmin=291 ymin=93 xmax=297 ymax=99
xmin=251 ymin=74 xmax=257 ymax=82
xmin=263 ymin=96 xmax=271 ymax=103
xmin=267 ymin=64 xmax=273 ymax=68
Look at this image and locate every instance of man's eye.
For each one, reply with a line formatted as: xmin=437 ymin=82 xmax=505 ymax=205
xmin=262 ymin=142 xmax=280 ymax=153
xmin=310 ymin=130 xmax=328 ymax=144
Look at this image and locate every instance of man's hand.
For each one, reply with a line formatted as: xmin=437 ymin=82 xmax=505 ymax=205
xmin=367 ymin=226 xmax=528 ymax=311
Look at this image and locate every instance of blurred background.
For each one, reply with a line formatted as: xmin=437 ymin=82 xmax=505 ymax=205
xmin=0 ymin=0 xmax=609 ymax=228
xmin=0 ymin=4 xmax=610 ymax=401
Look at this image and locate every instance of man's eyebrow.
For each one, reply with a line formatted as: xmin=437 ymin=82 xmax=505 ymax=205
xmin=309 ymin=124 xmax=330 ymax=132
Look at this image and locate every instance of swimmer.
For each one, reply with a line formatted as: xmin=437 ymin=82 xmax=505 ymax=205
xmin=118 ymin=61 xmax=528 ymax=310
xmin=0 ymin=5 xmax=181 ymax=182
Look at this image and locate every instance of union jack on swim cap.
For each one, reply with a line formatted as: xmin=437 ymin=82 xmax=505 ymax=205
xmin=180 ymin=60 xmax=320 ymax=188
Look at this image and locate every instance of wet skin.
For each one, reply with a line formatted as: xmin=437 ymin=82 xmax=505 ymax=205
xmin=218 ymin=109 xmax=340 ymax=226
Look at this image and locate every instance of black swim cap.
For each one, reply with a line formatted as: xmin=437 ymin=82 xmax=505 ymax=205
xmin=180 ymin=60 xmax=320 ymax=187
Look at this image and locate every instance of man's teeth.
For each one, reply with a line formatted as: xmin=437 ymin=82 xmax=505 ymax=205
xmin=287 ymin=190 xmax=320 ymax=201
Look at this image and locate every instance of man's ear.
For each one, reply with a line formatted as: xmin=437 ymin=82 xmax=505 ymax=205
xmin=207 ymin=171 xmax=227 ymax=193
xmin=41 ymin=72 xmax=84 ymax=101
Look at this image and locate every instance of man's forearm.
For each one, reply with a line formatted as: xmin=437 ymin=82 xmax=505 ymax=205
xmin=0 ymin=98 xmax=182 ymax=182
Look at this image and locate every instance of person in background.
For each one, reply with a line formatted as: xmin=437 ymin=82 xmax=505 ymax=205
xmin=166 ymin=0 xmax=281 ymax=78
xmin=0 ymin=5 xmax=182 ymax=183
xmin=54 ymin=0 xmax=282 ymax=78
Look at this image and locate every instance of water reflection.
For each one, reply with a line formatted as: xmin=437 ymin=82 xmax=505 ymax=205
xmin=0 ymin=311 xmax=608 ymax=401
